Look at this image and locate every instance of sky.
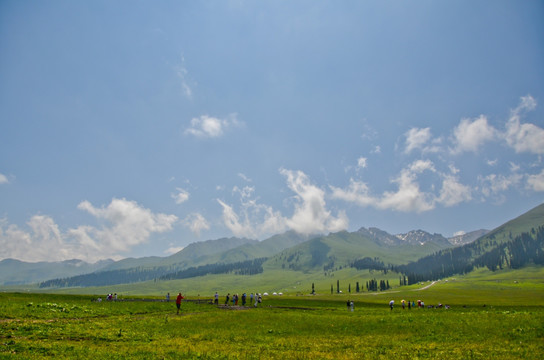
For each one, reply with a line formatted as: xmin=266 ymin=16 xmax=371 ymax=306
xmin=1 ymin=0 xmax=543 ymax=263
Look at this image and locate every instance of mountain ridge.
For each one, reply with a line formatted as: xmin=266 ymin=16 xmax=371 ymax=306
xmin=2 ymin=203 xmax=541 ymax=287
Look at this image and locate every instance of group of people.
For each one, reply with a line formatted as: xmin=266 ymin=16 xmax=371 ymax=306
xmin=389 ymin=299 xmax=450 ymax=310
xmin=217 ymin=292 xmax=262 ymax=307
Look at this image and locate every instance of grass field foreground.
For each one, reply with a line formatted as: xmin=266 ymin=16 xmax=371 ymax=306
xmin=1 ymin=289 xmax=543 ymax=359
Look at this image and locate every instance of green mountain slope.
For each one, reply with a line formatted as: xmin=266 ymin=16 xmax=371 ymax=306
xmin=207 ymin=231 xmax=312 ymax=264
xmin=158 ymin=237 xmax=257 ymax=268
xmin=37 ymin=232 xmax=311 ymax=288
xmin=395 ymin=202 xmax=544 ymax=283
xmin=265 ymin=229 xmax=453 ymax=272
xmin=0 ymin=258 xmax=113 ymax=285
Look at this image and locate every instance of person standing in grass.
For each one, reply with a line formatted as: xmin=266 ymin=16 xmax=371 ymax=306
xmin=225 ymin=293 xmax=230 ymax=306
xmin=176 ymin=293 xmax=183 ymax=315
xmin=214 ymin=292 xmax=219 ymax=305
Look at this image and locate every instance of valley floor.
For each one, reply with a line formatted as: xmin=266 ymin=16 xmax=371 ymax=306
xmin=1 ymin=287 xmax=543 ymax=359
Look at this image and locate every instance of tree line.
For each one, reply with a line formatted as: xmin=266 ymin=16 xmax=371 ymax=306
xmin=40 ymin=258 xmax=268 ymax=288
xmin=394 ymin=226 xmax=544 ymax=284
xmin=159 ymin=258 xmax=267 ymax=280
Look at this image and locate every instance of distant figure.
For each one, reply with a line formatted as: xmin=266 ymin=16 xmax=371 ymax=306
xmin=254 ymin=294 xmax=258 ymax=307
xmin=350 ymin=301 xmax=354 ymax=312
xmin=347 ymin=300 xmax=351 ymax=310
xmin=389 ymin=300 xmax=394 ymax=311
xmin=114 ymin=293 xmax=117 ymax=301
xmin=401 ymin=299 xmax=405 ymax=310
xmin=176 ymin=293 xmax=183 ymax=315
xmin=225 ymin=293 xmax=230 ymax=306
xmin=166 ymin=293 xmax=170 ymax=302
xmin=235 ymin=294 xmax=239 ymax=306
xmin=214 ymin=292 xmax=219 ymax=305
xmin=242 ymin=293 xmax=247 ymax=306
xmin=408 ymin=300 xmax=411 ymax=310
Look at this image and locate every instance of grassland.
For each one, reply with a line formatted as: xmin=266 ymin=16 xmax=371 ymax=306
xmin=2 ymin=267 xmax=544 ymax=359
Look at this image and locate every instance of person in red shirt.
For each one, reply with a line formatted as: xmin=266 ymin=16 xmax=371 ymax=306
xmin=176 ymin=293 xmax=183 ymax=314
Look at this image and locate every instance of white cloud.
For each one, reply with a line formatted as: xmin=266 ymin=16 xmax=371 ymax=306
xmin=357 ymin=157 xmax=368 ymax=169
xmin=171 ymin=188 xmax=190 ymax=204
xmin=217 ymin=199 xmax=258 ymax=238
xmin=487 ymin=159 xmax=498 ymax=166
xmin=176 ymin=56 xmax=193 ymax=100
xmin=527 ymin=169 xmax=544 ymax=192
xmin=504 ymin=95 xmax=544 ymax=154
xmin=0 ymin=198 xmax=179 ymax=262
xmin=330 ymin=179 xmax=375 ymax=207
xmin=479 ymin=173 xmax=523 ymax=198
xmin=332 ymin=160 xmax=471 ymax=212
xmin=451 ymin=115 xmax=497 ymax=154
xmin=280 ymin=169 xmax=348 ymax=234
xmin=0 ymin=173 xmax=8 ymax=184
xmin=238 ymin=173 xmax=252 ymax=182
xmin=378 ymin=160 xmax=436 ymax=213
xmin=75 ymin=198 xmax=178 ymax=253
xmin=372 ymin=145 xmax=381 ymax=154
xmin=218 ymin=185 xmax=287 ymax=238
xmin=404 ymin=127 xmax=432 ymax=154
xmin=184 ymin=114 xmax=242 ymax=138
xmin=436 ymin=174 xmax=472 ymax=207
xmin=218 ymin=170 xmax=348 ymax=238
xmin=164 ymin=246 xmax=184 ymax=255
xmin=182 ymin=213 xmax=210 ymax=236
xmin=0 ymin=215 xmax=69 ymax=262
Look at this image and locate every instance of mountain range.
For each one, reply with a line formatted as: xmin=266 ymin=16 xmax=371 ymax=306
xmin=1 ymin=225 xmax=486 ymax=286
xmin=2 ymin=203 xmax=543 ymax=289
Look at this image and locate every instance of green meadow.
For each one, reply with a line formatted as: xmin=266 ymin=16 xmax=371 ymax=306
xmin=1 ymin=267 xmax=544 ymax=359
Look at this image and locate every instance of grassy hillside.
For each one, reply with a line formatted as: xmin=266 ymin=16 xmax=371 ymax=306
xmin=158 ymin=237 xmax=256 ymax=268
xmin=200 ymin=231 xmax=311 ymax=265
xmin=396 ymin=203 xmax=544 ymax=283
xmin=266 ymin=230 xmax=452 ymax=273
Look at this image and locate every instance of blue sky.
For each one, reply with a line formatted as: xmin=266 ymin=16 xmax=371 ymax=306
xmin=1 ymin=1 xmax=543 ymax=262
